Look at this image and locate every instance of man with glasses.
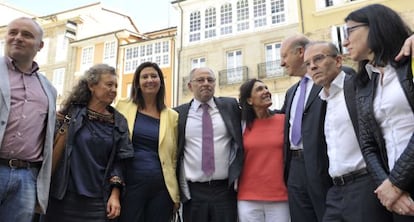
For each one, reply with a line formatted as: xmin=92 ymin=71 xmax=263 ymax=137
xmin=174 ymin=67 xmax=243 ymax=222
xmin=304 ymin=41 xmax=391 ymax=222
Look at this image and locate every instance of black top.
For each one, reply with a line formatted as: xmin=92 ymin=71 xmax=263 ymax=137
xmin=68 ymin=114 xmax=114 ymax=198
xmin=126 ymin=112 xmax=162 ymax=184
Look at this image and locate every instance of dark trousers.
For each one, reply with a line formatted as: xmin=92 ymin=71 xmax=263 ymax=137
xmin=183 ymin=180 xmax=237 ymax=222
xmin=119 ymin=174 xmax=173 ymax=222
xmin=42 ymin=192 xmax=107 ymax=222
xmin=287 ymin=155 xmax=327 ymax=222
xmin=323 ymin=173 xmax=391 ymax=222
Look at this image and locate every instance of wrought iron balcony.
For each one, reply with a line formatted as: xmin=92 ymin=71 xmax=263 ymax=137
xmin=218 ymin=66 xmax=249 ymax=86
xmin=257 ymin=60 xmax=284 ymax=79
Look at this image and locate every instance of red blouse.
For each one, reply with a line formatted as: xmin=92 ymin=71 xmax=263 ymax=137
xmin=237 ymin=113 xmax=288 ymax=201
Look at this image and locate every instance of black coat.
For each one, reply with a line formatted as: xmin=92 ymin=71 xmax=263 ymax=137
xmin=356 ymin=60 xmax=414 ymax=192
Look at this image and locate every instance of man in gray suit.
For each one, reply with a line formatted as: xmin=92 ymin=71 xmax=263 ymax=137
xmin=175 ymin=67 xmax=243 ymax=222
xmin=0 ymin=17 xmax=56 ymax=221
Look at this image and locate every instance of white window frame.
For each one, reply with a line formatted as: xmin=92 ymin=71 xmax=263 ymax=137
xmin=124 ymin=40 xmax=170 ymax=73
xmin=265 ymin=42 xmax=283 ymax=76
xmin=253 ymin=0 xmax=267 ymax=28
xmin=205 ymin=7 xmax=217 ymax=39
xmin=271 ymin=0 xmax=286 ymax=24
xmin=189 ymin=11 xmax=201 ymax=42
xmin=103 ymin=41 xmax=117 ymax=67
xmin=80 ymin=46 xmax=94 ymax=72
xmin=236 ymin=0 xmax=250 ymax=31
xmin=226 ymin=50 xmax=243 ymax=83
xmin=220 ymin=3 xmax=233 ymax=35
xmin=191 ymin=57 xmax=206 ymax=69
xmin=52 ymin=68 xmax=65 ymax=96
xmin=331 ymin=25 xmax=348 ymax=54
xmin=55 ymin=34 xmax=68 ymax=62
xmin=35 ymin=38 xmax=49 ymax=65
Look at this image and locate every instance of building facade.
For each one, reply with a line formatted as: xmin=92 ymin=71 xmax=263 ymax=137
xmin=172 ymin=0 xmax=301 ymax=108
xmin=118 ymin=27 xmax=177 ymax=107
xmin=172 ymin=0 xmax=414 ymax=107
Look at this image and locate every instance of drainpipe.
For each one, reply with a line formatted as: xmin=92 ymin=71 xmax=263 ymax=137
xmin=299 ymin=0 xmax=305 ymax=34
xmin=114 ymin=32 xmax=122 ymax=99
xmin=173 ymin=1 xmax=184 ymax=106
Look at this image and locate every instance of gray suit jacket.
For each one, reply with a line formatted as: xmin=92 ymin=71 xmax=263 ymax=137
xmin=174 ymin=97 xmax=243 ymax=202
xmin=0 ymin=56 xmax=56 ymax=213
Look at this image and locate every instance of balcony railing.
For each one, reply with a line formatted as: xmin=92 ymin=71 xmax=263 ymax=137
xmin=218 ymin=66 xmax=249 ymax=86
xmin=257 ymin=60 xmax=284 ymax=79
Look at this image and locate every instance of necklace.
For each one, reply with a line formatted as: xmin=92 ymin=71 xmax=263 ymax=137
xmin=87 ymin=108 xmax=114 ymax=124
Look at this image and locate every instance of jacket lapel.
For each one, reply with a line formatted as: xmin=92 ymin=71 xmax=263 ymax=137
xmin=396 ymin=61 xmax=414 ymax=113
xmin=159 ymin=109 xmax=167 ymax=146
xmin=304 ymin=84 xmax=323 ymax=111
xmin=343 ymin=74 xmax=359 ymax=133
xmin=285 ymin=83 xmax=299 ymax=119
xmin=214 ymin=97 xmax=236 ymax=139
xmin=0 ymin=57 xmax=10 ymax=111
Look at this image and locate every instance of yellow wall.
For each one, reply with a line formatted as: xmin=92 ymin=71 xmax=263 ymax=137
xmin=300 ymin=0 xmax=414 ymax=35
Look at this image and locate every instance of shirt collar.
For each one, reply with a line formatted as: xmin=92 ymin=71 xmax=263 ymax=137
xmin=319 ymin=71 xmax=345 ymax=100
xmin=5 ymin=56 xmax=39 ymax=75
xmin=191 ymin=98 xmax=215 ymax=111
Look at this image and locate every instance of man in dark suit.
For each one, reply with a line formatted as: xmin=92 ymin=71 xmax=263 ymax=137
xmin=280 ymin=35 xmax=332 ymax=222
xmin=174 ymin=67 xmax=243 ymax=222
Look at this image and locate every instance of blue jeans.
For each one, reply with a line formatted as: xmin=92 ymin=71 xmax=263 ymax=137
xmin=0 ymin=165 xmax=39 ymax=222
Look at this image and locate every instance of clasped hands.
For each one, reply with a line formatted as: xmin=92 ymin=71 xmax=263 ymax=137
xmin=375 ymin=179 xmax=414 ymax=216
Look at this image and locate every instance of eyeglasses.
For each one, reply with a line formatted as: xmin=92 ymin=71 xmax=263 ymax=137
xmin=343 ymin=24 xmax=368 ymax=40
xmin=191 ymin=77 xmax=216 ymax=84
xmin=304 ymin=54 xmax=337 ymax=68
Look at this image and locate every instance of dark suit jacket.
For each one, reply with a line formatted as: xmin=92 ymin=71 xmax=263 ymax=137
xmin=174 ymin=97 xmax=243 ymax=202
xmin=281 ymin=80 xmax=332 ymax=193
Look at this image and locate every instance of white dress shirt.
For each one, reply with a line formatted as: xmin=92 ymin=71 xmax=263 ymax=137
xmin=366 ymin=64 xmax=414 ymax=170
xmin=320 ymin=71 xmax=366 ymax=177
xmin=289 ymin=75 xmax=314 ymax=150
xmin=184 ymin=98 xmax=231 ymax=182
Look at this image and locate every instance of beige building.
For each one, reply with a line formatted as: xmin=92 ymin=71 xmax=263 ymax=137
xmin=172 ymin=0 xmax=414 ymax=107
xmin=1 ymin=1 xmax=413 ymax=108
xmin=172 ymin=0 xmax=301 ymax=108
xmin=0 ymin=2 xmax=141 ymax=107
xmin=300 ymin=0 xmax=414 ymax=66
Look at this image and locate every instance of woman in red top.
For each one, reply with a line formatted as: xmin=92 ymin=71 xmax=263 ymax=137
xmin=237 ymin=79 xmax=289 ymax=222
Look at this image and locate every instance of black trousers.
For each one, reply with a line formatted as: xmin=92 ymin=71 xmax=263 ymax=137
xmin=287 ymin=154 xmax=328 ymax=222
xmin=119 ymin=174 xmax=173 ymax=222
xmin=323 ymin=173 xmax=391 ymax=222
xmin=183 ymin=180 xmax=237 ymax=222
xmin=42 ymin=192 xmax=107 ymax=222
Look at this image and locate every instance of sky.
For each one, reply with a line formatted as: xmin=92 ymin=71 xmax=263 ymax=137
xmin=5 ymin=0 xmax=178 ymax=33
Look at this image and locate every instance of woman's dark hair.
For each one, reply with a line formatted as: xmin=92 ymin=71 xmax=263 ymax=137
xmin=239 ymin=78 xmax=263 ymax=129
xmin=60 ymin=64 xmax=116 ymax=114
xmin=130 ymin=62 xmax=166 ymax=112
xmin=344 ymin=4 xmax=411 ymax=86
